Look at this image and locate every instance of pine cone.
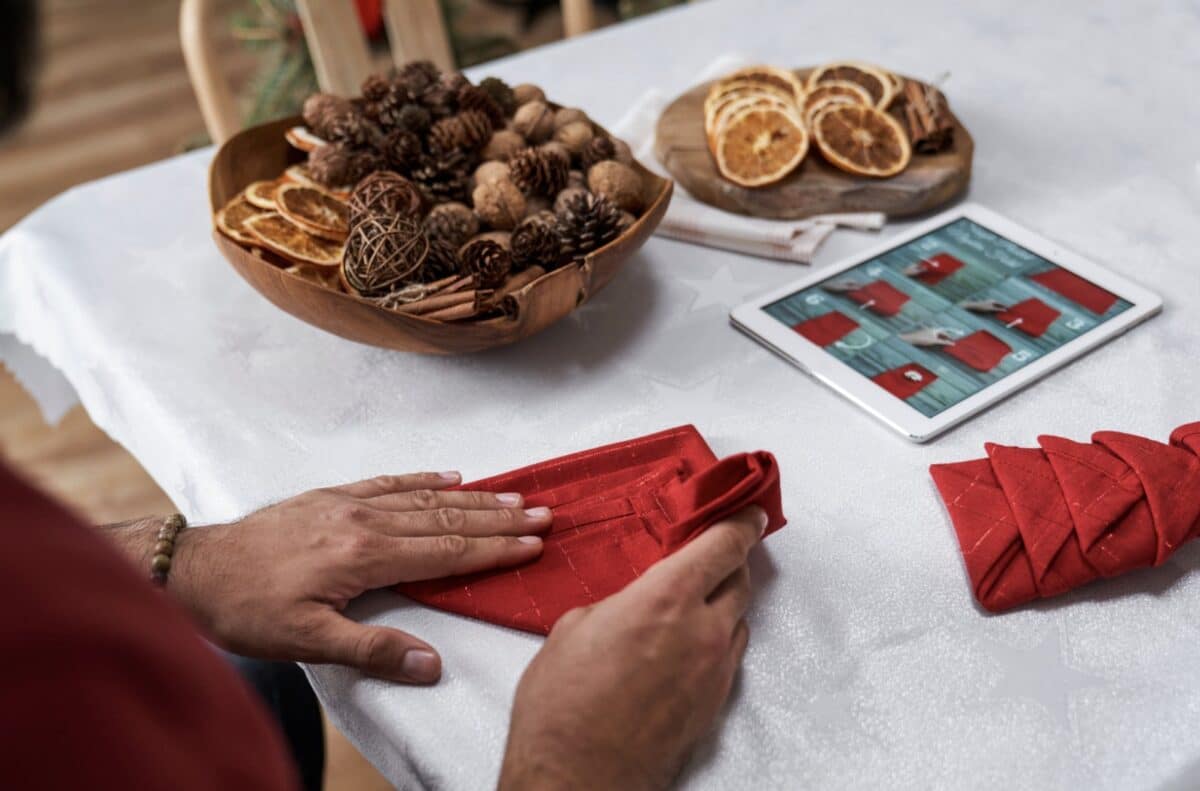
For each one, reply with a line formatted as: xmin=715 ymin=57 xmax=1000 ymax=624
xmin=456 ymin=84 xmax=505 ymax=129
xmin=303 ymin=94 xmax=352 ymax=139
xmin=410 ymin=153 xmax=473 ymax=205
xmin=361 ymin=73 xmax=390 ymax=104
xmin=580 ymin=135 xmax=617 ymax=170
xmin=381 ymin=129 xmax=423 ymax=173
xmin=420 ymin=85 xmax=458 ymax=120
xmin=325 ymin=107 xmax=377 ymax=147
xmin=556 ymin=192 xmax=623 ymax=262
xmin=308 ymin=143 xmax=358 ymax=187
xmin=478 ymin=76 xmax=517 ymax=118
xmin=460 ymin=239 xmax=512 ymax=288
xmin=509 ymin=147 xmax=569 ymax=196
xmin=429 ymin=110 xmax=493 ymax=155
xmin=394 ymin=103 xmax=432 ymax=135
xmin=424 ymin=202 xmax=479 ymax=248
xmin=423 ymin=236 xmax=461 ymax=281
xmin=394 ymin=60 xmax=439 ymax=99
xmin=511 ymin=218 xmax=561 ymax=270
xmin=439 ymin=71 xmax=470 ymax=93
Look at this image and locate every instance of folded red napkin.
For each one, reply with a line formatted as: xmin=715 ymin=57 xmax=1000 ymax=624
xmin=872 ymin=362 xmax=937 ymax=399
xmin=1030 ymin=268 xmax=1118 ymax=314
xmin=930 ymin=421 xmax=1200 ymax=612
xmin=397 ymin=426 xmax=786 ymax=634
xmin=943 ymin=330 xmax=1011 ymax=372
xmin=995 ymin=298 xmax=1060 ymax=337
xmin=793 ymin=311 xmax=859 ymax=346
xmin=845 ymin=281 xmax=910 ymax=317
xmin=911 ymin=253 xmax=964 ymax=285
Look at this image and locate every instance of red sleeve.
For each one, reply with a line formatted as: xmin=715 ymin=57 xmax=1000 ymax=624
xmin=0 ymin=461 xmax=298 ymax=791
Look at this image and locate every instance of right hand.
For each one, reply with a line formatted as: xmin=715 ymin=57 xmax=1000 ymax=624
xmin=498 ymin=506 xmax=767 ymax=791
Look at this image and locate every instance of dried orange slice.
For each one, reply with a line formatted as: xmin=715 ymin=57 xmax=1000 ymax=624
xmin=244 ymin=179 xmax=282 ymax=210
xmin=807 ymin=61 xmax=896 ymax=108
xmin=283 ymin=165 xmax=352 ymax=200
xmin=707 ymin=93 xmax=800 ymax=142
xmin=214 ymin=196 xmax=264 ymax=245
xmin=285 ymin=125 xmax=326 ymax=152
xmin=804 ymin=95 xmax=861 ymax=128
xmin=722 ymin=65 xmax=806 ymax=103
xmin=802 ymin=80 xmax=872 ymax=120
xmin=811 ymin=103 xmax=911 ymax=178
xmin=705 ymin=80 xmax=795 ymax=117
xmin=275 ymin=183 xmax=349 ymax=241
xmin=244 ymin=212 xmax=343 ymax=269
xmin=714 ymin=105 xmax=808 ymax=187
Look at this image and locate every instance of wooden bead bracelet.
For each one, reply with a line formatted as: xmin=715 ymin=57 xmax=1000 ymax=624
xmin=150 ymin=513 xmax=187 ymax=586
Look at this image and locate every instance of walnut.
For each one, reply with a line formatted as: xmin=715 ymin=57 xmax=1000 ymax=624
xmin=553 ymin=107 xmax=588 ymax=130
xmin=512 ymin=101 xmax=555 ymax=143
xmin=472 ymin=179 xmax=526 ymax=230
xmin=473 ymin=160 xmax=511 ymax=188
xmin=482 ymin=129 xmax=526 ymax=161
xmin=553 ymin=120 xmax=594 ymax=156
xmin=512 ymin=83 xmax=545 ymax=105
xmin=587 ymin=160 xmax=643 ymax=214
xmin=554 ymin=186 xmax=591 ymax=216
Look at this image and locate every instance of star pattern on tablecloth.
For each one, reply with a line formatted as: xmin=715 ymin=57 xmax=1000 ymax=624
xmin=983 ymin=624 xmax=1105 ymax=730
xmin=680 ymin=265 xmax=765 ymax=312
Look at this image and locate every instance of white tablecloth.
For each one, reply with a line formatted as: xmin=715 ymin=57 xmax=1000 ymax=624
xmin=4 ymin=1 xmax=1200 ymax=788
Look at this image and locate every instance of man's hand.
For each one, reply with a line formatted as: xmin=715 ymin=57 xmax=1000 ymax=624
xmin=899 ymin=327 xmax=958 ymax=347
xmin=169 ymin=472 xmax=552 ymax=684
xmin=498 ymin=507 xmax=767 ymax=791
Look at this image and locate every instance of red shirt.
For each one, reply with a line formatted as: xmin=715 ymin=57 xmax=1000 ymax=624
xmin=0 ymin=461 xmax=297 ymax=790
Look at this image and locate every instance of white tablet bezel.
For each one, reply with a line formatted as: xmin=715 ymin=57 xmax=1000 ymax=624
xmin=730 ymin=203 xmax=1163 ymax=443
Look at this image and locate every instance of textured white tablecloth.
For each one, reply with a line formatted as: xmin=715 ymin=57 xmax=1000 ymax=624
xmin=3 ymin=1 xmax=1200 ymax=788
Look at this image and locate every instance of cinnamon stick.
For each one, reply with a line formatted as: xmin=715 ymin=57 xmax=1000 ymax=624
xmin=902 ymin=81 xmax=954 ymax=154
xmin=436 ymin=274 xmax=475 ymax=295
xmin=393 ymin=289 xmax=477 ymax=315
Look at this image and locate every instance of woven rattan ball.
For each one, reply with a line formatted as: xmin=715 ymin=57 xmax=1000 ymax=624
xmin=342 ymin=213 xmax=430 ymax=296
xmin=348 ymin=171 xmax=424 ymax=218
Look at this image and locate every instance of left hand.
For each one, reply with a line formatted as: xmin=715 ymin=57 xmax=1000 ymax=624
xmin=167 ymin=471 xmax=552 ymax=683
xmin=960 ymin=298 xmax=1008 ymax=313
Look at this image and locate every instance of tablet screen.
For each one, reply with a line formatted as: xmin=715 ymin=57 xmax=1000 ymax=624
xmin=763 ymin=217 xmax=1133 ymax=417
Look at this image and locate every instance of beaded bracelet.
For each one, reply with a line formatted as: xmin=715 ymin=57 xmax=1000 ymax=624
xmin=150 ymin=513 xmax=187 ymax=586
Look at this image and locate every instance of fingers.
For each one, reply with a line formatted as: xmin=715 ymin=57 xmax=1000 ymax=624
xmin=707 ymin=564 xmax=751 ymax=629
xmin=327 ymin=471 xmax=462 ymax=498
xmin=367 ymin=488 xmax=526 ymax=512
xmin=316 ymin=616 xmax=442 ymax=684
xmin=359 ymin=503 xmax=553 ymax=539
xmin=356 ymin=532 xmax=545 ymax=588
xmin=646 ymin=507 xmax=766 ymax=600
xmin=728 ymin=619 xmax=750 ymax=668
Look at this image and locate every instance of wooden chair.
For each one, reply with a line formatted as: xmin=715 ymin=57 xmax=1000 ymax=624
xmin=182 ymin=0 xmax=598 ymax=145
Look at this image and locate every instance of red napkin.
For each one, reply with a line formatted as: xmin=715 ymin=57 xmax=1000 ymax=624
xmin=911 ymin=253 xmax=965 ymax=285
xmin=943 ymin=330 xmax=1011 ymax=372
xmin=793 ymin=311 xmax=859 ymax=346
xmin=872 ymin=363 xmax=937 ymax=399
xmin=930 ymin=421 xmax=1200 ymax=612
xmin=845 ymin=281 xmax=910 ymax=317
xmin=1030 ymin=268 xmax=1118 ymax=314
xmin=995 ymin=298 xmax=1061 ymax=337
xmin=396 ymin=426 xmax=786 ymax=634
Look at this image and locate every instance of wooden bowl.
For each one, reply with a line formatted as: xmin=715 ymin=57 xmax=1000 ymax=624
xmin=654 ymin=69 xmax=972 ymax=220
xmin=208 ymin=116 xmax=673 ymax=354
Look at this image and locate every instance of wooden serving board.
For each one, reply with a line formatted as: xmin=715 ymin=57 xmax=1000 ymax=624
xmin=654 ymin=69 xmax=973 ymax=220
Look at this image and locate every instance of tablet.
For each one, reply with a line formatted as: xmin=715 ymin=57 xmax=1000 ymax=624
xmin=730 ymin=203 xmax=1162 ymax=442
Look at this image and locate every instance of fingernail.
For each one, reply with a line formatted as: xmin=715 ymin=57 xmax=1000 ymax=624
xmin=518 ymin=535 xmax=542 ymax=545
xmin=401 ymin=649 xmax=440 ymax=682
xmin=496 ymin=492 xmax=522 ymax=506
xmin=524 ymin=506 xmax=552 ymax=519
xmin=437 ymin=471 xmax=461 ymax=482
xmin=753 ymin=507 xmax=769 ymax=536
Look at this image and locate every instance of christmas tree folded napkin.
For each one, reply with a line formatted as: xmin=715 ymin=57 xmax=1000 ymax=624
xmin=931 ymin=421 xmax=1200 ymax=612
xmin=397 ymin=425 xmax=786 ymax=634
xmin=612 ymin=53 xmax=885 ymax=263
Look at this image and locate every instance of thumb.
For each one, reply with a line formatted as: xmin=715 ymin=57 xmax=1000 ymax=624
xmin=318 ymin=615 xmax=442 ymax=684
